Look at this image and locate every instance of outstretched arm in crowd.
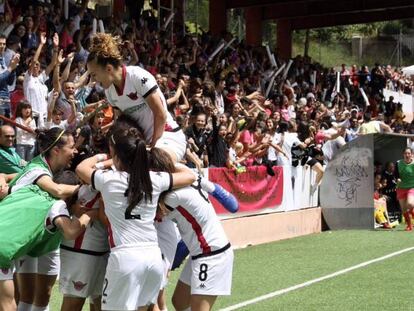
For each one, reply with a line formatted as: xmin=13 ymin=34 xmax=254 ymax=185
xmin=167 ymin=79 xmax=184 ymax=105
xmin=0 ymin=53 xmax=19 ymax=85
xmin=47 ymin=90 xmax=59 ymax=122
xmin=60 ymin=52 xmax=75 ymax=84
xmin=53 ymin=50 xmax=65 ymax=94
xmin=66 ymin=97 xmax=77 ymax=125
xmin=73 ymin=70 xmax=90 ymax=89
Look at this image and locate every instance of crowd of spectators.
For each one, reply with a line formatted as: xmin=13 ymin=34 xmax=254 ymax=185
xmin=0 ymin=0 xmax=414 ymax=193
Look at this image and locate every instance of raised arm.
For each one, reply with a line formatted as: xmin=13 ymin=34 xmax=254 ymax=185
xmin=60 ymin=52 xmax=74 ymax=84
xmin=45 ymin=33 xmax=59 ymax=76
xmin=73 ymin=70 xmax=90 ymax=89
xmin=53 ymin=50 xmax=65 ymax=94
xmin=47 ymin=90 xmax=59 ymax=122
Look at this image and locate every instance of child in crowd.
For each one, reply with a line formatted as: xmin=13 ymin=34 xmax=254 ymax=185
xmin=14 ymin=100 xmax=36 ymax=161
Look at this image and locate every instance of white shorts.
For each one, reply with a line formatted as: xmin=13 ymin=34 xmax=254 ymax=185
xmin=0 ymin=265 xmax=14 ymax=281
xmin=179 ymin=246 xmax=233 ymax=296
xmin=155 ymin=130 xmax=187 ymax=161
xmin=101 ymin=245 xmax=164 ymax=310
xmin=155 ymin=219 xmax=180 ymax=288
xmin=15 ymin=249 xmax=60 ymax=275
xmin=59 ymin=249 xmax=108 ymax=298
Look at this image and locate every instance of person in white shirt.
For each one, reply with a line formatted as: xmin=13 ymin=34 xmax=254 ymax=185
xmin=23 ymin=32 xmax=58 ymax=123
xmin=76 ymin=120 xmax=196 ymax=311
xmin=59 ymin=184 xmax=109 ymax=311
xmin=14 ymin=100 xmax=36 ymax=161
xmin=86 ymin=33 xmax=186 ymax=162
xmin=147 ymin=148 xmax=233 ymax=311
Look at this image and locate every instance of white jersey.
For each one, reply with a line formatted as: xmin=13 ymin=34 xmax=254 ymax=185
xmin=105 ymin=66 xmax=179 ymax=143
xmin=46 ymin=200 xmax=70 ymax=233
xmin=61 ymin=185 xmax=109 ymax=253
xmin=92 ymin=169 xmax=172 ymax=248
xmin=164 ymin=184 xmax=229 ymax=257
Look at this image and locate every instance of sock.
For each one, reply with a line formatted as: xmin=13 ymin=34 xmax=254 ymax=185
xmin=199 ymin=177 xmax=239 ymax=213
xmin=183 ymin=308 xmax=191 ymax=311
xmin=210 ymin=183 xmax=239 ymax=213
xmin=31 ymin=306 xmax=49 ymax=311
xmin=404 ymin=212 xmax=412 ymax=230
xmin=17 ymin=302 xmax=32 ymax=311
xmin=199 ymin=177 xmax=215 ymax=193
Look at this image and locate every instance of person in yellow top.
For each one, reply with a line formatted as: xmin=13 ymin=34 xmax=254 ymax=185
xmin=358 ymin=112 xmax=392 ymax=135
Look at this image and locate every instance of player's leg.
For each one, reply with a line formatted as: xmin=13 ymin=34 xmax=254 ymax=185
xmin=15 ymin=256 xmax=37 ymax=309
xmin=190 ymin=294 xmax=217 ymax=311
xmin=33 ymin=251 xmax=59 ymax=309
xmin=0 ymin=279 xmax=16 ymax=311
xmin=92 ymin=296 xmax=102 ymax=311
xmin=171 ymin=280 xmax=191 ymax=311
xmin=172 ymin=258 xmax=192 ymax=311
xmin=398 ymin=189 xmax=412 ymax=231
xmin=60 ymin=296 xmax=86 ymax=311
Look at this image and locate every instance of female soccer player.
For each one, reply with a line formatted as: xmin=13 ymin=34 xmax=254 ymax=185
xmin=8 ymin=128 xmax=79 ymax=311
xmin=86 ymin=33 xmax=186 ymax=162
xmin=0 ymin=173 xmax=96 ymax=311
xmin=150 ymin=148 xmax=234 ymax=311
xmin=76 ymin=122 xmax=196 ymax=311
xmin=396 ymin=147 xmax=414 ymax=231
xmin=59 ymin=182 xmax=110 ymax=311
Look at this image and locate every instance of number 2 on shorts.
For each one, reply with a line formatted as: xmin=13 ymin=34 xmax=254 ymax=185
xmin=103 ymin=278 xmax=108 ymax=297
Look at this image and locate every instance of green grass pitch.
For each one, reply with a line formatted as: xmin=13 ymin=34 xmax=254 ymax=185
xmin=50 ymin=225 xmax=414 ymax=310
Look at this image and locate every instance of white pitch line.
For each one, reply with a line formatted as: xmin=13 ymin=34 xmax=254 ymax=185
xmin=220 ymin=246 xmax=414 ymax=311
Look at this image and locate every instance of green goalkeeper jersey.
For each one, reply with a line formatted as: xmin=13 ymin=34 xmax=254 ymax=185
xmin=397 ymin=160 xmax=414 ymax=189
xmin=0 ymin=185 xmax=68 ymax=268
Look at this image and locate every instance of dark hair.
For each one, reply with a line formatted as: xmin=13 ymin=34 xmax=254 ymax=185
xmin=363 ymin=112 xmax=372 ymax=123
xmin=37 ymin=128 xmax=71 ymax=157
xmin=109 ymin=124 xmax=152 ymax=214
xmin=53 ymin=170 xmax=80 ymax=208
xmin=15 ymin=100 xmax=32 ymax=119
xmin=148 ymin=148 xmax=176 ymax=173
xmin=53 ymin=170 xmax=80 ymax=185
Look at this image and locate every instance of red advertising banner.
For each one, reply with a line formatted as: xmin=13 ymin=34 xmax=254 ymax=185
xmin=208 ymin=166 xmax=284 ymax=214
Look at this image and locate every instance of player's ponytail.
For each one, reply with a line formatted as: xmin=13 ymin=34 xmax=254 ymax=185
xmin=127 ymin=139 xmax=153 ymax=213
xmin=109 ymin=124 xmax=152 ymax=213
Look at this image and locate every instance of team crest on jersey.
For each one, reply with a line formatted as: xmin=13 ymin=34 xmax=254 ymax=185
xmin=141 ymin=77 xmax=148 ymax=85
xmin=126 ymin=92 xmax=138 ymax=100
xmin=1 ymin=268 xmax=9 ymax=274
xmin=72 ymin=281 xmax=87 ymax=291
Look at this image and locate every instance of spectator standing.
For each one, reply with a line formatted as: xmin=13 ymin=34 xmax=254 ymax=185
xmin=0 ymin=125 xmax=26 ymax=174
xmin=14 ymin=100 xmax=36 ymax=161
xmin=0 ymin=34 xmax=19 ymax=120
xmin=23 ymin=32 xmax=57 ymax=123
